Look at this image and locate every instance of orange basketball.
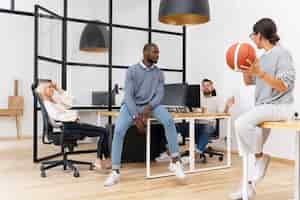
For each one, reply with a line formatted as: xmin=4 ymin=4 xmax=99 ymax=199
xmin=226 ymin=43 xmax=256 ymax=71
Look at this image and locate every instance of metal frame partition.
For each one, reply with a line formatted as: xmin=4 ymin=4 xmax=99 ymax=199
xmin=0 ymin=0 xmax=187 ymax=163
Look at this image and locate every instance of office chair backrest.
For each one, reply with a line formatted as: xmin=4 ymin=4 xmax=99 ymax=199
xmin=205 ymin=88 xmax=219 ymax=140
xmin=211 ymin=89 xmax=217 ymax=97
xmin=209 ymin=119 xmax=220 ymax=140
xmin=31 ymin=84 xmax=56 ymax=144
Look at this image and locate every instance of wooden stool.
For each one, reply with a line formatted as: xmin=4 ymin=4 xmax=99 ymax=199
xmin=0 ymin=80 xmax=24 ymax=140
xmin=241 ymin=120 xmax=300 ymax=200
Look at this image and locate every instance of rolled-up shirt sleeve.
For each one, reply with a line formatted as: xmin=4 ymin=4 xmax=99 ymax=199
xmin=275 ymin=51 xmax=296 ymax=89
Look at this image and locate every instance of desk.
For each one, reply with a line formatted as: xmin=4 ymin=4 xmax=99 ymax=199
xmin=241 ymin=120 xmax=300 ymax=200
xmin=97 ymin=111 xmax=232 ymax=179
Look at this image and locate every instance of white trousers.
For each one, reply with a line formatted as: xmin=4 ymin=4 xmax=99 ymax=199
xmin=235 ymin=104 xmax=294 ymax=157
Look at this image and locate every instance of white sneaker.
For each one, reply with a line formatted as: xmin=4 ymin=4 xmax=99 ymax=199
xmin=168 ymin=161 xmax=185 ymax=180
xmin=253 ymin=154 xmax=271 ymax=183
xmin=104 ymin=171 xmax=120 ymax=187
xmin=229 ymin=182 xmax=256 ymax=200
xmin=155 ymin=152 xmax=171 ymax=162
xmin=181 ymin=156 xmax=190 ymax=165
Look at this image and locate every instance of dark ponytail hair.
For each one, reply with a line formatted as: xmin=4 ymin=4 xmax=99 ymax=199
xmin=253 ymin=18 xmax=280 ymax=45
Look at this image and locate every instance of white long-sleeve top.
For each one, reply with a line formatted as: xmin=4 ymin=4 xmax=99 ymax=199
xmin=44 ymin=91 xmax=79 ymax=122
xmin=194 ymin=95 xmax=225 ymax=126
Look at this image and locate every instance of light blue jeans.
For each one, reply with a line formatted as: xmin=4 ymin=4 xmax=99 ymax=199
xmin=111 ymin=104 xmax=180 ymax=170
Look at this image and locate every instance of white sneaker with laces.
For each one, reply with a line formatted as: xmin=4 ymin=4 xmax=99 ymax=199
xmin=229 ymin=182 xmax=256 ymax=200
xmin=253 ymin=154 xmax=271 ymax=183
xmin=180 ymin=156 xmax=190 ymax=165
xmin=155 ymin=152 xmax=171 ymax=162
xmin=104 ymin=171 xmax=120 ymax=187
xmin=168 ymin=161 xmax=185 ymax=180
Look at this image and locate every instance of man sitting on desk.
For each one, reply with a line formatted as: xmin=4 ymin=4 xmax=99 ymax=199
xmin=104 ymin=43 xmax=185 ymax=187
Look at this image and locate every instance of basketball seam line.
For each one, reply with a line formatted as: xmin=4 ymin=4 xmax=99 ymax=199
xmin=234 ymin=43 xmax=241 ymax=71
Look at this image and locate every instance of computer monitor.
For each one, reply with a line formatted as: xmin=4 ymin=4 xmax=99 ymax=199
xmin=186 ymin=84 xmax=201 ymax=109
xmin=161 ymin=83 xmax=189 ymax=107
xmin=92 ymin=91 xmax=115 ymax=105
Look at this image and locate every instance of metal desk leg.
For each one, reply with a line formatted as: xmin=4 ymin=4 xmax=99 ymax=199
xmin=146 ymin=119 xmax=151 ymax=178
xmin=227 ymin=117 xmax=232 ymax=167
xmin=295 ymin=131 xmax=300 ymax=200
xmin=96 ymin=112 xmax=101 ymax=126
xmin=189 ymin=119 xmax=195 ymax=171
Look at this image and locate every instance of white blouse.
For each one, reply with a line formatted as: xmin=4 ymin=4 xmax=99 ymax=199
xmin=44 ymin=91 xmax=79 ymax=122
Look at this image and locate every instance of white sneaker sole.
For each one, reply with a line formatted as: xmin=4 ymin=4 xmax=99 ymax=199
xmin=104 ymin=176 xmax=120 ymax=187
xmin=104 ymin=180 xmax=119 ymax=187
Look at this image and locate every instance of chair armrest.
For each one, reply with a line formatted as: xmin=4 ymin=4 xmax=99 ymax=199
xmin=49 ymin=118 xmax=63 ymax=128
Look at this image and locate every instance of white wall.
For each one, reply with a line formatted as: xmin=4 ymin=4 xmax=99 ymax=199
xmin=0 ymin=0 xmax=63 ymax=137
xmin=0 ymin=0 xmax=183 ymax=137
xmin=187 ymin=0 xmax=300 ymax=160
xmin=0 ymin=14 xmax=34 ymax=137
xmin=3 ymin=0 xmax=297 ymax=160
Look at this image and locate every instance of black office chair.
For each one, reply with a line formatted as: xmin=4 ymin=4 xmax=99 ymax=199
xmin=201 ymin=89 xmax=224 ymax=163
xmin=177 ymin=119 xmax=224 ymax=164
xmin=32 ymin=84 xmax=94 ymax=178
xmin=201 ymin=119 xmax=224 ymax=163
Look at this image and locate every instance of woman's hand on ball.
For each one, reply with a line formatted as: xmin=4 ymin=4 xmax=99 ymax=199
xmin=240 ymin=58 xmax=263 ymax=76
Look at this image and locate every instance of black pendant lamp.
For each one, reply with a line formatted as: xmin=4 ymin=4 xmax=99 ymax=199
xmin=159 ymin=0 xmax=210 ymax=25
xmin=79 ymin=21 xmax=108 ymax=53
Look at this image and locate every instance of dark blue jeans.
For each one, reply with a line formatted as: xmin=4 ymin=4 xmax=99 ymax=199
xmin=176 ymin=123 xmax=216 ymax=153
xmin=195 ymin=124 xmax=216 ymax=153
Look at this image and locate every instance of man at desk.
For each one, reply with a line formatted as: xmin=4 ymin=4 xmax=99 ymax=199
xmin=194 ymin=79 xmax=235 ymax=157
xmin=156 ymin=79 xmax=235 ymax=162
xmin=104 ymin=43 xmax=185 ymax=186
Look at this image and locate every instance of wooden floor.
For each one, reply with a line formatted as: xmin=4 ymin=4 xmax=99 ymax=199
xmin=0 ymin=139 xmax=295 ymax=200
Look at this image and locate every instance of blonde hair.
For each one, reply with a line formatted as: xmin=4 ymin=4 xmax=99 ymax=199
xmin=35 ymin=82 xmax=52 ymax=100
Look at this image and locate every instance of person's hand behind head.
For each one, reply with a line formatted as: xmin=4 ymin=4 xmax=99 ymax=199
xmin=51 ymin=82 xmax=58 ymax=90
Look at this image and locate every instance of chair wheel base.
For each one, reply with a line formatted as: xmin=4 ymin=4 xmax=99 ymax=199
xmin=41 ymin=171 xmax=46 ymax=178
xmin=73 ymin=169 xmax=80 ymax=178
xmin=200 ymin=153 xmax=207 ymax=164
xmin=89 ymin=164 xmax=95 ymax=170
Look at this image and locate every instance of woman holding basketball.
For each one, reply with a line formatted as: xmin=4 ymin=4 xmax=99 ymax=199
xmin=230 ymin=18 xmax=296 ymax=199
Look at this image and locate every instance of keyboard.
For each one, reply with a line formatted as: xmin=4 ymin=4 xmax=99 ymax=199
xmin=165 ymin=106 xmax=190 ymax=113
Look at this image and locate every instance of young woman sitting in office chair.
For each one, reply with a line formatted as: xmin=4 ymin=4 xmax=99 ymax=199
xmin=36 ymin=80 xmax=111 ymax=171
